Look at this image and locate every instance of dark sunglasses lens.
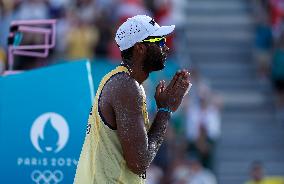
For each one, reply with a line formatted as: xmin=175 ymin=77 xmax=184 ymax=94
xmin=158 ymin=39 xmax=166 ymax=47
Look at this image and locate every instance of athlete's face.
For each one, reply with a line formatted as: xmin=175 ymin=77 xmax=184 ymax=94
xmin=141 ymin=41 xmax=170 ymax=73
xmin=251 ymin=165 xmax=263 ymax=181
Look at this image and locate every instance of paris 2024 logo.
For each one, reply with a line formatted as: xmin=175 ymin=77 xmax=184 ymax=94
xmin=30 ymin=112 xmax=69 ymax=153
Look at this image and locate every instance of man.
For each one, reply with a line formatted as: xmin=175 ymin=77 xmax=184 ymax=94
xmin=74 ymin=15 xmax=191 ymax=184
xmin=245 ymin=161 xmax=284 ymax=184
xmin=171 ymin=155 xmax=217 ymax=184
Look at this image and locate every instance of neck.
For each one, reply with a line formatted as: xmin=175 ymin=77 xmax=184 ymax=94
xmin=122 ymin=61 xmax=149 ymax=84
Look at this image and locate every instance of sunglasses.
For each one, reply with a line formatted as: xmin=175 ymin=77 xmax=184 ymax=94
xmin=141 ymin=37 xmax=167 ymax=47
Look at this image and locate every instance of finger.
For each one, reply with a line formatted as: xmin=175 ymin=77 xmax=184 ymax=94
xmin=171 ymin=70 xmax=189 ymax=91
xmin=174 ymin=79 xmax=191 ymax=97
xmin=184 ymin=83 xmax=192 ymax=96
xmin=167 ymin=73 xmax=178 ymax=90
xmin=181 ymin=69 xmax=190 ymax=79
xmin=167 ymin=71 xmax=181 ymax=90
xmin=172 ymin=72 xmax=184 ymax=91
xmin=155 ymin=81 xmax=163 ymax=97
xmin=178 ymin=70 xmax=190 ymax=85
xmin=177 ymin=82 xmax=192 ymax=97
xmin=184 ymin=71 xmax=190 ymax=81
xmin=161 ymin=80 xmax=166 ymax=92
xmin=180 ymin=78 xmax=191 ymax=90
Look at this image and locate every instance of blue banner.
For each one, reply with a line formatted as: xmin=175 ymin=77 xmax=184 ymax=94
xmin=0 ymin=61 xmax=94 ymax=184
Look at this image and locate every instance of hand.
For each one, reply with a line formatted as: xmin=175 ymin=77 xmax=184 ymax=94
xmin=155 ymin=70 xmax=192 ymax=112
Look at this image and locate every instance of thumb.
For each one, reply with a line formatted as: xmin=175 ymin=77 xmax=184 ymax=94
xmin=155 ymin=81 xmax=163 ymax=98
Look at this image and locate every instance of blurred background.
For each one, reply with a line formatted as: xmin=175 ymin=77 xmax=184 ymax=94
xmin=1 ymin=0 xmax=284 ymax=184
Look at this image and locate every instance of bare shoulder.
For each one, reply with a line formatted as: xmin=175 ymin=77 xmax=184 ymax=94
xmin=104 ymin=72 xmax=142 ymax=102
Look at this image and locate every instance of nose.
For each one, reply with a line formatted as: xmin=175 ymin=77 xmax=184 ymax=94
xmin=163 ymin=45 xmax=170 ymax=54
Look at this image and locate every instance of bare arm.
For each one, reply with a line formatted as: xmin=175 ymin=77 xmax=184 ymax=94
xmin=112 ymin=71 xmax=191 ymax=175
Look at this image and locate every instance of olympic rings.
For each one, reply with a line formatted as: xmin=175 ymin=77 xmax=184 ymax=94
xmin=31 ymin=170 xmax=63 ymax=184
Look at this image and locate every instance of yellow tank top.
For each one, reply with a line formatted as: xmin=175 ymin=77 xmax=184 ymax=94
xmin=74 ymin=65 xmax=150 ymax=184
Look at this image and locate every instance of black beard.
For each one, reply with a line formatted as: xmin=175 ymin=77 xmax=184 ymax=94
xmin=143 ymin=44 xmax=167 ymax=73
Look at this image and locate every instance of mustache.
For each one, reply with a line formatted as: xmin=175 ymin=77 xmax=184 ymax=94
xmin=162 ymin=51 xmax=168 ymax=60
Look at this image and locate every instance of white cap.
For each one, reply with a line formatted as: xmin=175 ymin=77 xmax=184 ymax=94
xmin=115 ymin=15 xmax=175 ymax=51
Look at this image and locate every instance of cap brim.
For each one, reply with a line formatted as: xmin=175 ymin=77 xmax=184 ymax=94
xmin=151 ymin=25 xmax=175 ymax=37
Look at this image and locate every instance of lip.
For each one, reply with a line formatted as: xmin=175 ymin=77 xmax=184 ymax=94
xmin=162 ymin=52 xmax=168 ymax=61
xmin=163 ymin=56 xmax=167 ymax=61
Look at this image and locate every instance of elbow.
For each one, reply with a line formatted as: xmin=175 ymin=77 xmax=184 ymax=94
xmin=126 ymin=161 xmax=148 ymax=175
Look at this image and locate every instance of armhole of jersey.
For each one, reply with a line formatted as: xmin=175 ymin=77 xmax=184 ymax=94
xmin=98 ymin=92 xmax=116 ymax=130
xmin=98 ymin=72 xmax=125 ymax=130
